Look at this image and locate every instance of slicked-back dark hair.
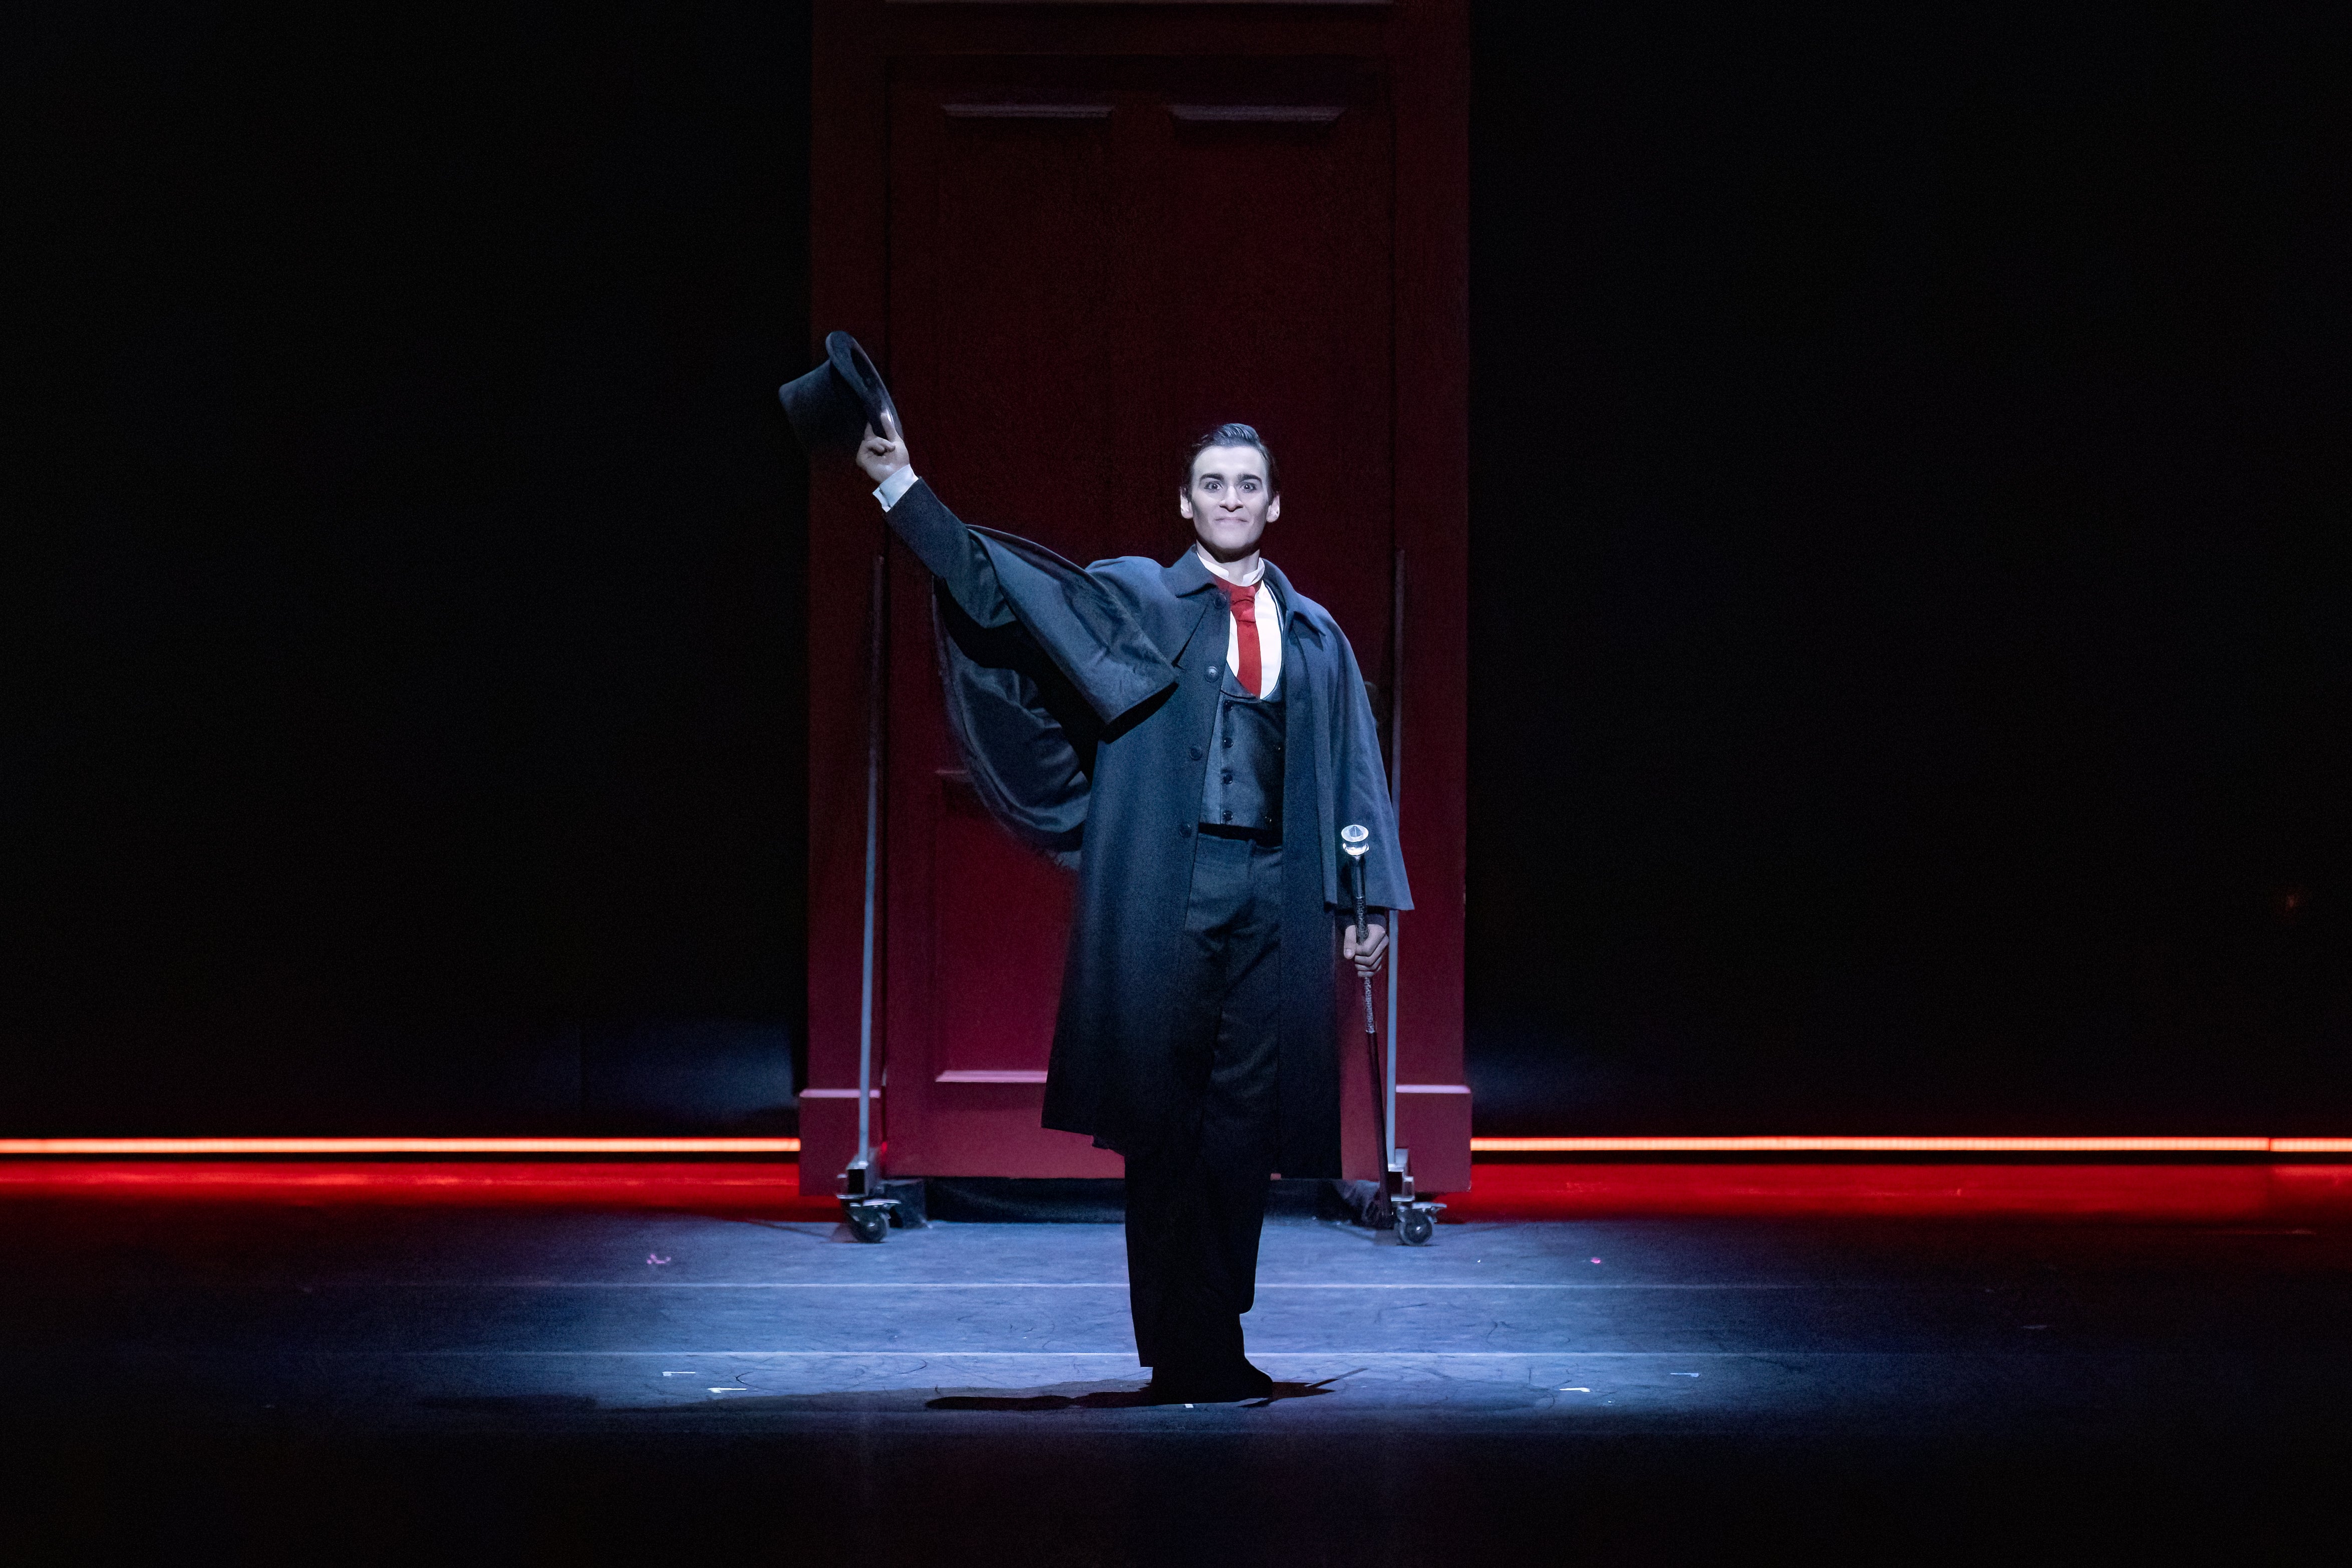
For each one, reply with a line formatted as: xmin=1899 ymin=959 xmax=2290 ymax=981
xmin=1184 ymin=423 xmax=1279 ymax=496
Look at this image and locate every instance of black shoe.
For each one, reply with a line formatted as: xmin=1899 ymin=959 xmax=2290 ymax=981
xmin=1144 ymin=1361 xmax=1275 ymax=1404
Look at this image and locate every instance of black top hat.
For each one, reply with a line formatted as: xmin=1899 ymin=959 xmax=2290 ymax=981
xmin=777 ymin=331 xmax=900 ymax=455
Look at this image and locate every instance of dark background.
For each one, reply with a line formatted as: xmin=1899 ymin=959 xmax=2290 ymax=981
xmin=8 ymin=3 xmax=2346 ymax=1135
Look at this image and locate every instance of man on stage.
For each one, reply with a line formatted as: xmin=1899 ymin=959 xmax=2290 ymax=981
xmin=846 ymin=403 xmax=1409 ymax=1403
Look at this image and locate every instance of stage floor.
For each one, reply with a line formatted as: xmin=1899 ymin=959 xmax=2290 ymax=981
xmin=9 ymin=1185 xmax=2352 ymax=1560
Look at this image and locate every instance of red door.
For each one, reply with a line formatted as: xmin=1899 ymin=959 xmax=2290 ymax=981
xmin=803 ymin=2 xmax=1469 ymax=1190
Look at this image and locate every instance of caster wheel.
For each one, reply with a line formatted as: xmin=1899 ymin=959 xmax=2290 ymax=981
xmin=1399 ymin=1207 xmax=1434 ymax=1245
xmin=848 ymin=1207 xmax=889 ymax=1243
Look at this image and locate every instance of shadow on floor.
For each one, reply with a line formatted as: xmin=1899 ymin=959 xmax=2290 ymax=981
xmin=926 ymin=1376 xmax=1341 ymax=1412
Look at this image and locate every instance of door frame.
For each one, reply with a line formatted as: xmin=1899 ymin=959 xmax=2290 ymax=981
xmin=800 ymin=0 xmax=1469 ymax=1194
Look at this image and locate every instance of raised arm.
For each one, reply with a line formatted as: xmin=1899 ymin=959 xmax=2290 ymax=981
xmin=854 ymin=416 xmax=1010 ymax=625
xmin=852 ymin=416 xmax=1175 ymax=729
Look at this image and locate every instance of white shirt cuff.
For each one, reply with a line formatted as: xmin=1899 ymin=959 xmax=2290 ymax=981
xmin=872 ymin=467 xmax=919 ymax=510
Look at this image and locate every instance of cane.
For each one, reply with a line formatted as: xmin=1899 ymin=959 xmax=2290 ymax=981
xmin=1341 ymin=825 xmax=1385 ymax=1220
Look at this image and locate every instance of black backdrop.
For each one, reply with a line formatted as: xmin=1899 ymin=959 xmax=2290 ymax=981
xmin=1466 ymin=8 xmax=2349 ymax=1133
xmin=9 ymin=4 xmax=2346 ymax=1136
xmin=11 ymin=4 xmax=812 ymax=1132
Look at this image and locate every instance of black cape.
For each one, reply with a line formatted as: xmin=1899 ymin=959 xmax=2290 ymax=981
xmin=887 ymin=480 xmax=1411 ymax=1176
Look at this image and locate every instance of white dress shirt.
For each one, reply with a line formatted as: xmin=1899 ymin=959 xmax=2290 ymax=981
xmin=876 ymin=468 xmax=1281 ymax=698
xmin=1196 ymin=544 xmax=1282 ymax=699
xmin=873 ymin=464 xmax=920 ymax=510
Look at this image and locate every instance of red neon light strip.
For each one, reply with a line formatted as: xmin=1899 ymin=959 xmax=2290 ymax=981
xmin=1471 ymin=1136 xmax=2348 ymax=1153
xmin=1 ymin=1135 xmax=2347 ymax=1158
xmin=0 ymin=1137 xmax=801 ymax=1156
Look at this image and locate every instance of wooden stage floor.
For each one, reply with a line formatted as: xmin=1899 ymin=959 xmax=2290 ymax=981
xmin=6 ymin=1161 xmax=2351 ymax=1562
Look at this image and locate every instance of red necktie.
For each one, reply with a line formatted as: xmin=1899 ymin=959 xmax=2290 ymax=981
xmin=1222 ymin=580 xmax=1262 ymax=697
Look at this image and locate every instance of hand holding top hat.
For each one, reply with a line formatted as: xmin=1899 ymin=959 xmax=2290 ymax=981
xmin=777 ymin=331 xmax=905 ymax=462
xmin=853 ymin=408 xmax=909 ymax=488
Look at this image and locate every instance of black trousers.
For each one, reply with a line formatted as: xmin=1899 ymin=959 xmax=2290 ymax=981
xmin=1124 ymin=829 xmax=1284 ymax=1374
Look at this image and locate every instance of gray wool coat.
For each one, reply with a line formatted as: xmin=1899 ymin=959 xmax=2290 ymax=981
xmin=884 ymin=479 xmax=1411 ymax=1177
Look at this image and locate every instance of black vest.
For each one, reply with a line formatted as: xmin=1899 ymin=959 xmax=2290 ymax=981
xmin=1199 ymin=664 xmax=1285 ymax=837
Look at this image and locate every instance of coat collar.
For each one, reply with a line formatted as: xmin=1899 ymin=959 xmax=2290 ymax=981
xmin=1163 ymin=547 xmax=1320 ymax=640
xmin=1161 ymin=544 xmax=1221 ymax=599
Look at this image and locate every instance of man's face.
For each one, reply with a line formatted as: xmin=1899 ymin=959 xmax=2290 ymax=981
xmin=1180 ymin=444 xmax=1281 ymax=560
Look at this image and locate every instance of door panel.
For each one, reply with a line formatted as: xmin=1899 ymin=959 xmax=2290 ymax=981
xmin=905 ymin=98 xmax=1125 ymax=551
xmin=881 ymin=57 xmax=1397 ymax=1175
xmin=1126 ymin=87 xmax=1394 ymax=654
xmin=931 ymin=773 xmax=1072 ymax=1082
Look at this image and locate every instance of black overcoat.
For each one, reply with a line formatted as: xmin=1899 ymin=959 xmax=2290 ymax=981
xmin=883 ymin=480 xmax=1411 ymax=1178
